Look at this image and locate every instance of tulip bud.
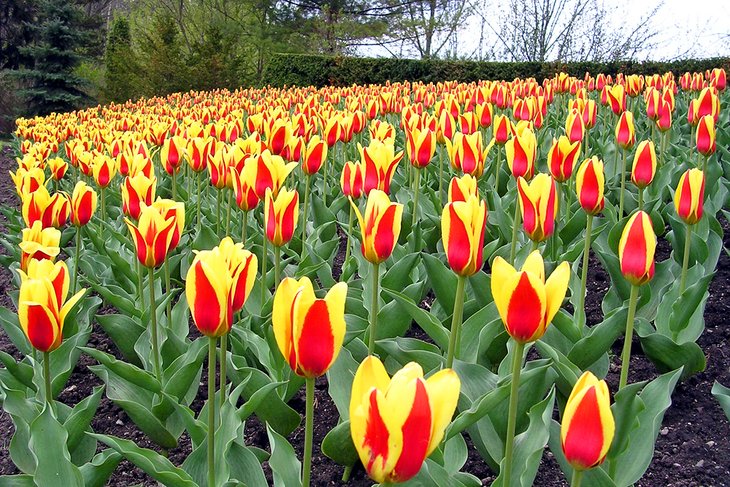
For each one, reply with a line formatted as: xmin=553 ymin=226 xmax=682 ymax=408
xmin=548 ymin=136 xmax=581 ymax=183
xmin=561 ymin=371 xmax=615 ymax=471
xmin=565 ymin=109 xmax=585 ymax=143
xmin=302 ymin=135 xmax=327 ymax=175
xmin=186 ymin=246 xmax=234 ymax=337
xmin=121 ymin=174 xmax=157 ymax=220
xmin=618 ymin=210 xmax=656 ymax=286
xmin=575 ymin=157 xmax=605 ymax=215
xmin=231 ymin=166 xmax=260 ymax=212
xmin=631 ymin=140 xmax=657 ymax=189
xmin=351 ymin=189 xmax=403 ymax=264
xmin=48 ymin=157 xmax=68 ymax=181
xmin=491 ymin=251 xmax=570 ymax=343
xmin=615 ymin=111 xmax=635 ymax=150
xmin=674 ymin=168 xmax=705 ymax=225
xmin=350 ymin=356 xmax=460 ymax=484
xmin=444 ymin=132 xmax=493 ymax=178
xmin=442 ymin=195 xmax=487 ymax=276
xmin=264 ymin=187 xmax=299 ymax=247
xmin=360 ymin=140 xmax=403 ymax=195
xmin=273 ymin=277 xmax=347 ymax=378
xmin=218 ymin=237 xmax=258 ymax=313
xmin=506 ymin=126 xmax=537 ymax=180
xmin=405 ymin=127 xmax=436 ymax=168
xmin=341 ymin=161 xmax=364 ymax=200
xmin=492 ymin=114 xmax=512 ymax=145
xmin=447 ymin=174 xmax=478 ymax=203
xmin=70 ymin=181 xmax=97 ymax=226
xmin=695 ymin=115 xmax=716 ymax=156
xmin=517 ymin=174 xmax=558 ymax=242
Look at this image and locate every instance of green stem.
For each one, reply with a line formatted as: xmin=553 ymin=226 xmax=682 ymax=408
xmin=577 ymin=214 xmax=593 ymax=329
xmin=680 ymin=223 xmax=692 ymax=293
xmin=274 ymin=244 xmax=281 ymax=286
xmin=164 ymin=258 xmax=171 ymax=325
xmin=368 ymin=262 xmax=380 ymax=355
xmin=241 ymin=211 xmax=248 ymax=244
xmin=619 ymin=149 xmax=626 ymax=220
xmin=638 ymin=186 xmax=644 ymax=211
xmin=261 ymin=235 xmax=268 ymax=304
xmin=149 ymin=266 xmax=161 ymax=381
xmin=446 ymin=275 xmax=466 ymax=368
xmin=531 ymin=239 xmax=539 ymax=253
xmin=219 ymin=333 xmax=227 ymax=406
xmin=618 ymin=284 xmax=639 ymax=390
xmin=100 ymin=187 xmax=106 ymax=222
xmin=226 ymin=189 xmax=232 ymax=236
xmin=344 ymin=205 xmax=354 ymax=268
xmin=72 ymin=228 xmax=81 ymax=294
xmin=43 ymin=351 xmax=52 ymax=406
xmin=412 ymin=168 xmax=421 ymax=251
xmin=571 ymin=468 xmax=584 ymax=487
xmin=207 ymin=336 xmax=216 ymax=487
xmin=302 ymin=377 xmax=315 ymax=487
xmin=503 ymin=340 xmax=525 ymax=487
xmin=302 ymin=175 xmax=311 ymax=250
xmin=438 ymin=146 xmax=444 ymax=205
xmin=216 ymin=189 xmax=221 ymax=237
xmin=172 ymin=169 xmax=177 ymax=200
xmin=509 ymin=192 xmax=522 ymax=265
xmin=342 ymin=465 xmax=353 ymax=482
xmin=196 ymin=171 xmax=202 ymax=231
xmin=323 ymin=153 xmax=330 ymax=206
xmin=495 ymin=146 xmax=501 ymax=195
xmin=553 ymin=182 xmax=562 ymax=261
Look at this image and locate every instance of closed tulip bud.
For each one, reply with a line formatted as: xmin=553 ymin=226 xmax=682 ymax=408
xmin=492 ymin=114 xmax=512 ymax=145
xmin=710 ymin=68 xmax=726 ymax=91
xmin=121 ymin=174 xmax=157 ymax=220
xmin=674 ymin=168 xmax=705 ymax=225
xmin=207 ymin=151 xmax=229 ymax=190
xmin=186 ymin=247 xmax=234 ymax=337
xmin=125 ymin=203 xmax=178 ymax=268
xmin=695 ymin=87 xmax=720 ymax=121
xmin=264 ymin=187 xmax=299 ymax=247
xmin=160 ymin=136 xmax=186 ymax=175
xmin=475 ymin=102 xmax=493 ymax=127
xmin=614 ymin=111 xmax=635 ymax=150
xmin=444 ymin=132 xmax=493 ymax=178
xmin=273 ymin=277 xmax=347 ymax=378
xmin=48 ymin=157 xmax=68 ymax=181
xmin=231 ymin=166 xmax=260 ymax=212
xmin=442 ymin=195 xmax=487 ymax=276
xmin=607 ymin=84 xmax=626 ymax=115
xmin=517 ymin=174 xmax=558 ymax=242
xmin=448 ymin=174 xmax=478 ymax=203
xmin=656 ymin=99 xmax=672 ymax=132
xmin=561 ymin=371 xmax=615 ymax=471
xmin=437 ymin=111 xmax=457 ymax=143
xmin=323 ymin=117 xmax=342 ymax=147
xmin=576 ymin=157 xmax=605 ymax=215
xmin=405 ymin=127 xmax=436 ymax=168
xmin=695 ymin=115 xmax=716 ymax=156
xmin=19 ymin=221 xmax=61 ymax=272
xmin=341 ymin=160 xmax=364 ymax=200
xmin=70 ymin=181 xmax=97 ymax=226
xmin=360 ymin=140 xmax=403 ymax=195
xmin=631 ymin=141 xmax=657 ymax=189
xmin=302 ymin=135 xmax=327 ymax=175
xmin=351 ymin=189 xmax=403 ymax=264
xmin=153 ymin=199 xmax=185 ymax=252
xmin=186 ymin=137 xmax=209 ymax=172
xmin=491 ymin=251 xmax=570 ymax=343
xmin=92 ymin=154 xmax=117 ymax=188
xmin=548 ymin=136 xmax=581 ymax=183
xmin=565 ymin=109 xmax=585 ymax=143
xmin=618 ymin=210 xmax=656 ymax=286
xmin=252 ymin=149 xmax=298 ymax=198
xmin=17 ymin=260 xmax=85 ymax=352
xmin=349 ymin=356 xmax=460 ymax=484
xmin=218 ymin=237 xmax=258 ymax=313
xmin=506 ymin=127 xmax=537 ymax=180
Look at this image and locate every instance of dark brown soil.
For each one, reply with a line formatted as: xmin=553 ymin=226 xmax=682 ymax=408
xmin=1 ymin=144 xmax=729 ymax=486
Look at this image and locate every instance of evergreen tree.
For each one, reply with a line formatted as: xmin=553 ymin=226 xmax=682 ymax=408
xmin=15 ymin=0 xmax=87 ymax=115
xmin=103 ymin=16 xmax=139 ymax=103
xmin=137 ymin=13 xmax=189 ymax=96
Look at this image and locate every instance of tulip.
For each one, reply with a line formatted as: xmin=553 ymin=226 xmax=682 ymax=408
xmin=631 ymin=141 xmax=656 ymax=208
xmin=561 ymin=371 xmax=615 ymax=483
xmin=186 ymin=247 xmax=234 ymax=339
xmin=19 ymin=221 xmax=61 ymax=273
xmin=444 ymin=131 xmax=493 ymax=178
xmin=615 ymin=111 xmax=635 ymax=219
xmin=548 ymin=136 xmax=581 ymax=183
xmin=351 ymin=189 xmax=403 ymax=354
xmin=300 ymin=135 xmax=328 ymax=248
xmin=92 ymin=154 xmax=117 ymax=221
xmin=448 ymin=174 xmax=478 ymax=203
xmin=349 ymin=356 xmax=460 ymax=484
xmin=22 ymin=186 xmax=70 ymax=229
xmin=517 ymin=173 xmax=558 ymax=249
xmin=565 ymin=109 xmax=585 ymax=144
xmin=606 ymin=84 xmax=626 ymax=115
xmin=160 ymin=135 xmax=186 ymax=199
xmin=696 ymin=115 xmax=716 ymax=162
xmin=69 ymin=181 xmax=98 ymax=293
xmin=675 ymin=169 xmax=705 ymax=293
xmin=273 ymin=277 xmax=347 ymax=487
xmin=360 ymin=139 xmax=404 ymax=195
xmin=121 ymin=173 xmax=157 ymax=220
xmin=441 ymin=194 xmax=487 ymax=367
xmin=231 ymin=165 xmax=259 ymax=243
xmin=617 ymin=210 xmax=656 ymax=389
xmin=341 ymin=161 xmax=364 ymax=266
xmin=47 ymin=157 xmax=68 ymax=183
xmin=405 ymin=126 xmax=436 ymax=169
xmin=265 ymin=187 xmax=299 ymax=286
xmin=10 ymin=167 xmax=45 ymax=197
xmin=18 ymin=259 xmax=85 ymax=404
xmin=491 ymin=250 xmax=569 ymax=487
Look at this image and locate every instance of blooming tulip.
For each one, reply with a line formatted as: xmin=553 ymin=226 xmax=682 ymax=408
xmin=47 ymin=157 xmax=68 ymax=181
xmin=561 ymin=372 xmax=615 ymax=471
xmin=70 ymin=181 xmax=97 ymax=227
xmin=265 ymin=187 xmax=299 ymax=248
xmin=448 ymin=174 xmax=478 ymax=203
xmin=302 ymin=135 xmax=327 ymax=175
xmin=218 ymin=237 xmax=258 ymax=314
xmin=186 ymin=247 xmax=234 ymax=338
xmin=631 ymin=141 xmax=657 ymax=196
xmin=360 ymin=139 xmax=403 ymax=195
xmin=565 ymin=109 xmax=585 ymax=143
xmin=125 ymin=202 xmax=177 ymax=268
xmin=696 ymin=115 xmax=716 ymax=157
xmin=121 ymin=173 xmax=157 ymax=220
xmin=341 ymin=161 xmax=364 ymax=200
xmin=548 ymin=136 xmax=581 ymax=183
xmin=442 ymin=195 xmax=487 ymax=277
xmin=351 ymin=189 xmax=403 ymax=265
xmin=349 ymin=356 xmax=460 ymax=484
xmin=517 ymin=174 xmax=558 ymax=243
xmin=615 ymin=111 xmax=635 ymax=150
xmin=445 ymin=132 xmax=493 ymax=178
xmin=674 ymin=168 xmax=705 ymax=226
xmin=405 ymin=127 xmax=436 ymax=168
xmin=10 ymin=167 xmax=45 ymax=197
xmin=19 ymin=221 xmax=60 ymax=273
xmin=505 ymin=126 xmax=537 ymax=180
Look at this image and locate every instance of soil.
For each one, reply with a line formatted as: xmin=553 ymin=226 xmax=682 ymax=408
xmin=1 ymin=144 xmax=729 ymax=486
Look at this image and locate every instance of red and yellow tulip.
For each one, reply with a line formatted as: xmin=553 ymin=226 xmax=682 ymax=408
xmin=615 ymin=111 xmax=636 ymax=150
xmin=674 ymin=168 xmax=705 ymax=225
xmin=575 ymin=157 xmax=605 ymax=215
xmin=565 ymin=109 xmax=585 ymax=144
xmin=121 ymin=173 xmax=157 ymax=220
xmin=360 ymin=140 xmax=404 ymax=195
xmin=125 ymin=202 xmax=178 ymax=268
xmin=442 ymin=195 xmax=487 ymax=276
xmin=264 ymin=187 xmax=299 ymax=247
xmin=447 ymin=174 xmax=478 ymax=203
xmin=695 ymin=115 xmax=716 ymax=156
xmin=186 ymin=246 xmax=234 ymax=337
xmin=218 ymin=237 xmax=258 ymax=313
xmin=19 ymin=221 xmax=61 ymax=273
xmin=517 ymin=174 xmax=558 ymax=242
xmin=302 ymin=135 xmax=327 ymax=175
xmin=405 ymin=127 xmax=436 ymax=168
xmin=341 ymin=161 xmax=364 ymax=200
xmin=70 ymin=181 xmax=98 ymax=226
xmin=445 ymin=132 xmax=494 ymax=178
xmin=505 ymin=126 xmax=537 ymax=180
xmin=351 ymin=189 xmax=403 ymax=264
xmin=631 ymin=140 xmax=657 ymax=189
xmin=349 ymin=356 xmax=460 ymax=484
xmin=491 ymin=250 xmax=570 ymax=343
xmin=618 ymin=210 xmax=656 ymax=286
xmin=547 ymin=136 xmax=581 ymax=183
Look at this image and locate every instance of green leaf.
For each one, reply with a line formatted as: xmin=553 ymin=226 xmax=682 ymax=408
xmin=0 ymin=475 xmax=35 ymax=487
xmin=82 ymin=347 xmax=161 ymax=393
xmin=711 ymin=381 xmax=730 ymax=422
xmin=266 ymin=424 xmax=302 ymax=487
xmin=30 ymin=406 xmax=84 ymax=487
xmin=0 ymin=351 xmax=36 ymax=392
xmin=423 ymin=253 xmax=457 ymax=316
xmin=382 ymin=288 xmax=449 ymax=349
xmin=49 ymin=326 xmax=92 ymax=398
xmin=96 ymin=314 xmax=145 ymax=367
xmin=322 ymin=421 xmax=358 ymax=467
xmin=64 ymin=385 xmax=105 ymax=454
xmin=227 ymin=443 xmax=269 ymax=487
xmin=0 ymin=306 xmax=30 ymax=357
xmin=79 ymin=449 xmax=122 ymax=487
xmin=90 ymin=433 xmax=197 ymax=486
xmin=636 ymin=331 xmax=706 ymax=378
xmin=568 ymin=308 xmax=628 ymax=369
xmin=326 ymin=346 xmax=359 ymax=419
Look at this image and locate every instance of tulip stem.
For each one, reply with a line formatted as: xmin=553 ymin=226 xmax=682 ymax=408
xmin=149 ymin=266 xmax=161 ymax=382
xmin=241 ymin=211 xmax=248 ymax=244
xmin=164 ymin=258 xmax=171 ymax=325
xmin=446 ymin=275 xmax=466 ymax=368
xmin=680 ymin=223 xmax=692 ymax=293
xmin=619 ymin=149 xmax=626 ymax=220
xmin=412 ymin=168 xmax=421 ymax=251
xmin=302 ymin=175 xmax=311 ymax=252
xmin=43 ymin=351 xmax=52 ymax=406
xmin=342 ymin=465 xmax=352 ymax=482
xmin=619 ymin=284 xmax=639 ymax=390
xmin=638 ymin=186 xmax=644 ymax=210
xmin=207 ymin=336 xmax=216 ymax=487
xmin=100 ymin=187 xmax=106 ymax=222
xmin=503 ymin=340 xmax=525 ymax=487
xmin=577 ymin=214 xmax=593 ymax=329
xmin=274 ymin=245 xmax=281 ymax=286
xmin=509 ymin=193 xmax=521 ymax=265
xmin=216 ymin=189 xmax=221 ymax=237
xmin=302 ymin=377 xmax=314 ymax=487
xmin=72 ymin=228 xmax=81 ymax=294
xmin=219 ymin=333 xmax=227 ymax=405
xmin=368 ymin=262 xmax=380 ymax=355
xmin=172 ymin=170 xmax=177 ymax=200
xmin=438 ymin=146 xmax=444 ymax=205
xmin=344 ymin=205 xmax=354 ymax=269
xmin=571 ymin=468 xmax=583 ymax=487
xmin=196 ymin=171 xmax=202 ymax=231
xmin=137 ymin=260 xmax=145 ymax=308
xmin=495 ymin=147 xmax=501 ymax=196
xmin=226 ymin=189 xmax=232 ymax=236
xmin=261 ymin=236 xmax=268 ymax=304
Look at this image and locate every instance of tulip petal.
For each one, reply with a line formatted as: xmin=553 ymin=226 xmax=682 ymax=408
xmin=544 ymin=261 xmax=570 ymax=326
xmin=425 ymin=369 xmax=460 ymax=455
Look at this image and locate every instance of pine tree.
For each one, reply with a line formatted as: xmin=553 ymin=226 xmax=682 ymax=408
xmin=103 ymin=16 xmax=139 ymax=103
xmin=15 ymin=0 xmax=87 ymax=115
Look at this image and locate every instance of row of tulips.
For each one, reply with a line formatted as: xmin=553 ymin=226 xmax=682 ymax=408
xmin=0 ymin=67 xmax=727 ymax=487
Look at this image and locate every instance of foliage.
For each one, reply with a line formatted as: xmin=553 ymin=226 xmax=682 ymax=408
xmin=103 ymin=17 xmax=139 ymax=104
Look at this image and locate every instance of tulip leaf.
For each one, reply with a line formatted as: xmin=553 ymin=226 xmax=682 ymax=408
xmin=0 ymin=351 xmax=36 ymax=392
xmin=82 ymin=347 xmax=161 ymax=393
xmin=79 ymin=449 xmax=122 ymax=487
xmin=90 ymin=433 xmax=197 ymax=486
xmin=266 ymin=424 xmax=303 ymax=487
xmin=322 ymin=420 xmax=358 ymax=467
xmin=2 ymin=388 xmax=39 ymax=474
xmin=160 ymin=337 xmax=206 ymax=407
xmin=607 ymin=382 xmax=645 ymax=464
xmin=382 ymin=287 xmax=449 ymax=350
xmin=226 ymin=443 xmax=269 ymax=487
xmin=237 ymin=380 xmax=287 ymax=421
xmin=382 ymin=252 xmax=420 ymax=292
xmin=711 ymin=381 xmax=730 ymax=422
xmin=64 ymin=384 xmax=104 ymax=455
xmin=30 ymin=406 xmax=84 ymax=487
xmin=95 ymin=313 xmax=145 ymax=366
xmin=377 ymin=337 xmax=444 ymax=373
xmin=422 ymin=252 xmax=457 ymax=316
xmin=568 ymin=308 xmax=628 ymax=370
xmin=50 ymin=325 xmax=92 ymax=398
xmin=326 ymin=345 xmax=359 ymax=419
xmin=0 ymin=306 xmax=31 ymax=358
xmin=0 ymin=475 xmax=35 ymax=487
xmin=636 ymin=331 xmax=706 ymax=378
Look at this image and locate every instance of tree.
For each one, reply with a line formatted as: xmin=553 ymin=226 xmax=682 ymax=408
xmin=135 ymin=12 xmax=189 ymax=96
xmin=14 ymin=0 xmax=88 ymax=115
xmin=103 ymin=16 xmax=139 ymax=103
xmin=0 ymin=0 xmax=38 ymax=70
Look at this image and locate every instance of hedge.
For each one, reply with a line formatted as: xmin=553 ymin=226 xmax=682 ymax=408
xmin=263 ymin=53 xmax=730 ymax=88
